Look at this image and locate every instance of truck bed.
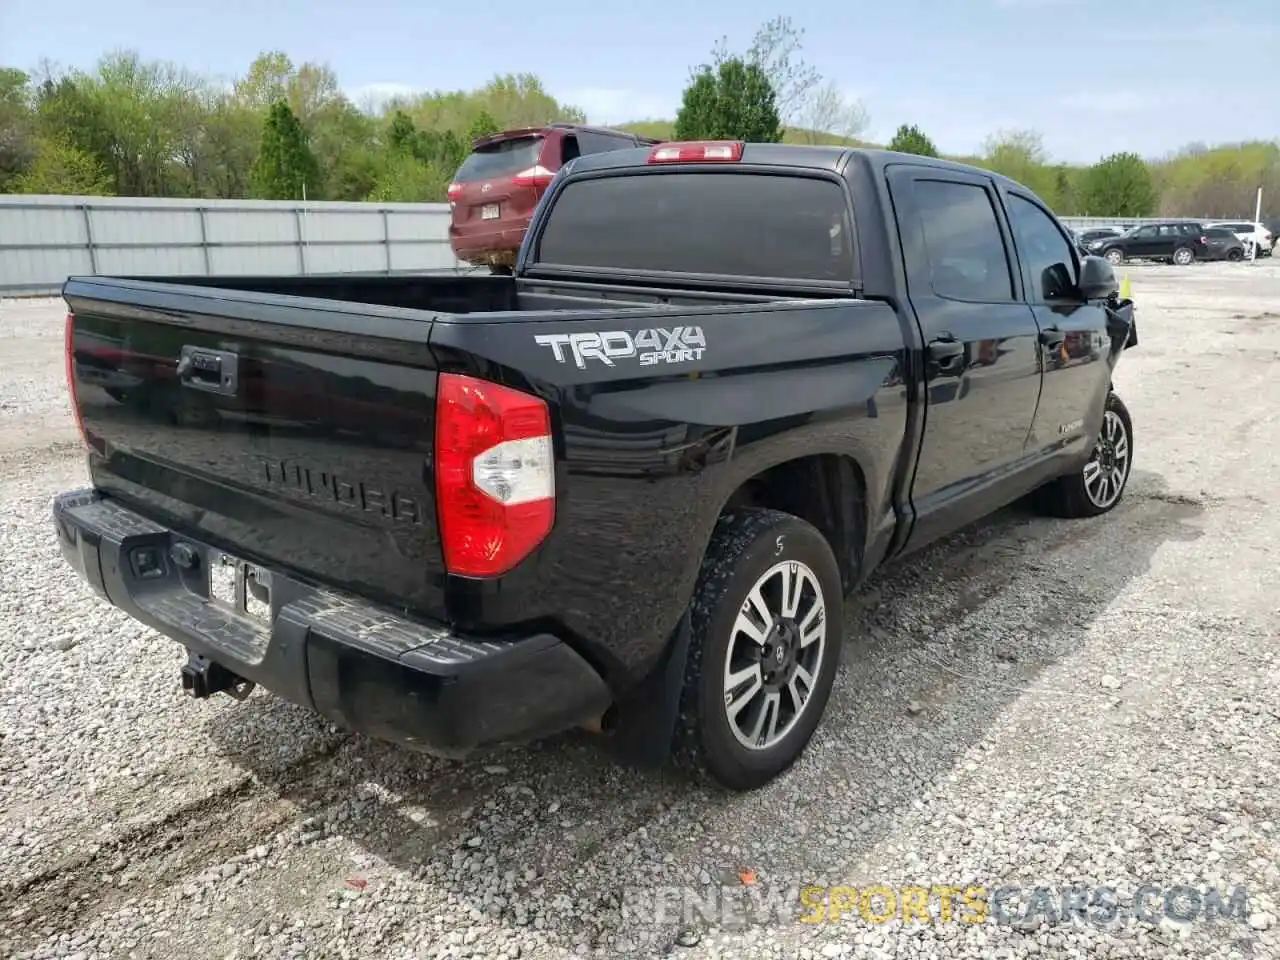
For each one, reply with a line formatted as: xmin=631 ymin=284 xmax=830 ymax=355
xmin=63 ymin=273 xmax=874 ymax=633
xmin=97 ymin=271 xmax=801 ymax=318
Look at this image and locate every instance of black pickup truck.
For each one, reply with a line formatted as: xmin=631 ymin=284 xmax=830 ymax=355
xmin=55 ymin=141 xmax=1136 ymax=790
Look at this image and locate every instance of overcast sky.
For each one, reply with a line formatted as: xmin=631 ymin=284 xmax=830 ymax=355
xmin=3 ymin=0 xmax=1276 ymax=164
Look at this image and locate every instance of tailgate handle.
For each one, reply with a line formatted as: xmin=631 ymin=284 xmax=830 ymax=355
xmin=177 ymin=346 xmax=239 ymax=396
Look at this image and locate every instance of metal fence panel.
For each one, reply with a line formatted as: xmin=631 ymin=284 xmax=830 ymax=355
xmin=0 ymin=194 xmax=463 ymax=296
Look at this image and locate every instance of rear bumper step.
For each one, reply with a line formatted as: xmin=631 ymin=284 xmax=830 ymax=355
xmin=52 ymin=489 xmax=612 ymax=757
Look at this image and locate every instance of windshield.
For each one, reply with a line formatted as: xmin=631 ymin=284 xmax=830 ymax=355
xmin=454 ymin=136 xmax=544 ymax=182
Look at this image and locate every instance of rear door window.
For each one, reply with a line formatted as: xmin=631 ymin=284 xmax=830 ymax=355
xmin=535 ymin=172 xmax=854 ymax=283
xmin=454 ymin=136 xmax=544 ymax=182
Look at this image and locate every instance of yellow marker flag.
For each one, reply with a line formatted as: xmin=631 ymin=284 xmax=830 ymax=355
xmin=1119 ymin=273 xmax=1132 ymax=300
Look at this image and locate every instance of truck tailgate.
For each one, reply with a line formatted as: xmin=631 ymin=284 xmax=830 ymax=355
xmin=64 ymin=279 xmax=450 ymax=617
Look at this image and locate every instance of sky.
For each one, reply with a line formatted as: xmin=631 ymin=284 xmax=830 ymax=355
xmin=2 ymin=0 xmax=1277 ymax=164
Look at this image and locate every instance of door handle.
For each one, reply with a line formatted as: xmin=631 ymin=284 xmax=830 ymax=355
xmin=177 ymin=345 xmax=239 ymax=396
xmin=1039 ymin=326 xmax=1066 ymax=350
xmin=927 ymin=336 xmax=965 ymax=370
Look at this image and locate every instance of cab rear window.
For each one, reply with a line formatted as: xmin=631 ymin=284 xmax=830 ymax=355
xmin=534 ymin=172 xmax=854 ymax=283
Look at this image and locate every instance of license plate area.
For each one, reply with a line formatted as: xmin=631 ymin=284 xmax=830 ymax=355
xmin=208 ymin=551 xmax=272 ymax=624
xmin=481 ymin=203 xmax=500 ymax=220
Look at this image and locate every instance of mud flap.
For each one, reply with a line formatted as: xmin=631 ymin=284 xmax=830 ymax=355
xmin=607 ymin=612 xmax=692 ymax=768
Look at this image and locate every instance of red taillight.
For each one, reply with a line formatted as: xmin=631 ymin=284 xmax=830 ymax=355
xmin=434 ymin=373 xmax=555 ymax=578
xmin=511 ymin=165 xmax=555 ymax=189
xmin=64 ymin=312 xmax=89 ymax=449
xmin=1199 ymin=236 xmax=1208 ymax=245
xmin=647 ymin=141 xmax=744 ymax=164
xmin=447 ymin=182 xmax=462 ymax=202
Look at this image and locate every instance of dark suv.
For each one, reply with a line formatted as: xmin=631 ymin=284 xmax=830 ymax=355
xmin=448 ymin=123 xmax=658 ymax=273
xmin=1086 ymin=221 xmax=1208 ymax=266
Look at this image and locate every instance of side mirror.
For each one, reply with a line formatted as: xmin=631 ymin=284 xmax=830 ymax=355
xmin=1078 ymin=255 xmax=1119 ymax=300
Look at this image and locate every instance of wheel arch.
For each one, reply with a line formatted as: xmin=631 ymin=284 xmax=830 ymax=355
xmin=717 ymin=452 xmax=868 ymax=595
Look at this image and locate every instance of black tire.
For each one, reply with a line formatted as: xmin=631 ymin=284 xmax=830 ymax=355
xmin=1035 ymin=393 xmax=1133 ymax=519
xmin=1227 ymin=249 xmax=1243 ymax=262
xmin=1172 ymin=246 xmax=1195 ymax=266
xmin=673 ymin=508 xmax=844 ymax=791
xmin=1103 ymin=248 xmax=1124 ymax=266
xmin=488 ymin=264 xmax=514 ymax=276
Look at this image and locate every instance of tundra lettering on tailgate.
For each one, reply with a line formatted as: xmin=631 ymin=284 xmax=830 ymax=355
xmin=535 ymin=326 xmax=707 ymax=369
xmin=260 ymin=458 xmax=424 ymax=525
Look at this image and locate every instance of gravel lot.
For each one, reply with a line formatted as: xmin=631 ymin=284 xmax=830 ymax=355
xmin=2 ymin=261 xmax=1279 ymax=960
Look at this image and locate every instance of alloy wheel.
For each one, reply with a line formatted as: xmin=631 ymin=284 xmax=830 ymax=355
xmin=1083 ymin=409 xmax=1131 ymax=509
xmin=722 ymin=560 xmax=827 ymax=751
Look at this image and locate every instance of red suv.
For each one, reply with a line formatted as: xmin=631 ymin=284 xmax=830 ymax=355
xmin=448 ymin=123 xmax=658 ymax=273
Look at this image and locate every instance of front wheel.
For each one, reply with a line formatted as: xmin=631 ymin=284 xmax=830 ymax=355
xmin=674 ymin=509 xmax=844 ymax=790
xmin=1103 ymin=248 xmax=1124 ymax=266
xmin=1035 ymin=393 xmax=1133 ymax=519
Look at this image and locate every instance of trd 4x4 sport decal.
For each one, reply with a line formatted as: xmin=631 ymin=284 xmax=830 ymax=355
xmin=534 ymin=326 xmax=706 ymax=369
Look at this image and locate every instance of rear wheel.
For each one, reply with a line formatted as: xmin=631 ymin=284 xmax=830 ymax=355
xmin=489 ymin=264 xmax=513 ymax=276
xmin=1172 ymin=246 xmax=1195 ymax=266
xmin=674 ymin=509 xmax=844 ymax=790
xmin=1227 ymin=248 xmax=1244 ymax=262
xmin=1035 ymin=393 xmax=1133 ymax=519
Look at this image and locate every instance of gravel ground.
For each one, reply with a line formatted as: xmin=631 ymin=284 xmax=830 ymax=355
xmin=1 ymin=260 xmax=1279 ymax=960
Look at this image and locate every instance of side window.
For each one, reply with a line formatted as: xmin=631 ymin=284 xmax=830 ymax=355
xmin=1006 ymin=194 xmax=1077 ymax=302
xmin=576 ymin=131 xmax=633 ymax=155
xmin=561 ymin=134 xmax=581 ymax=164
xmin=1132 ymin=226 xmax=1158 ymax=239
xmin=913 ymin=179 xmax=1014 ymax=302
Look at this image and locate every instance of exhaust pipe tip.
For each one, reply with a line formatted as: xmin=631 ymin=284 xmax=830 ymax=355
xmin=581 ymin=704 xmax=619 ymax=736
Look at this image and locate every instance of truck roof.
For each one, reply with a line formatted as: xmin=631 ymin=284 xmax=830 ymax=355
xmin=564 ymin=142 xmax=1027 ymax=190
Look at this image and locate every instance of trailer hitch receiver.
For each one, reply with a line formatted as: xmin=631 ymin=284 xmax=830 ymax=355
xmin=180 ymin=652 xmax=255 ymax=701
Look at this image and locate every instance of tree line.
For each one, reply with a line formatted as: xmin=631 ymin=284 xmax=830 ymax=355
xmin=1 ymin=22 xmax=1276 ymax=220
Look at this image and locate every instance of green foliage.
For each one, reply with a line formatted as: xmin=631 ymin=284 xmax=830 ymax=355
xmin=619 ymin=119 xmax=862 ymax=147
xmin=370 ymin=150 xmax=450 ymax=203
xmin=674 ymin=57 xmax=782 ymax=143
xmin=0 ymin=52 xmax=585 ymax=203
xmin=249 ymin=100 xmax=320 ymax=200
xmin=887 ymin=124 xmax=938 ymax=157
xmin=0 ymin=67 xmax=35 ymax=190
xmin=468 ymin=110 xmax=500 ymax=142
xmin=1 ymin=43 xmax=1274 ymax=217
xmin=1078 ymin=152 xmax=1158 ymax=218
xmin=975 ymin=130 xmax=1066 ymax=207
xmin=1151 ymin=141 xmax=1280 ymax=218
xmin=14 ymin=135 xmax=114 ymax=194
xmin=718 ymin=16 xmax=820 ymax=125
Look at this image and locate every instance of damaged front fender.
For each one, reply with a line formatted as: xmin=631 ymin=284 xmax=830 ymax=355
xmin=1105 ymin=297 xmax=1137 ymax=363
